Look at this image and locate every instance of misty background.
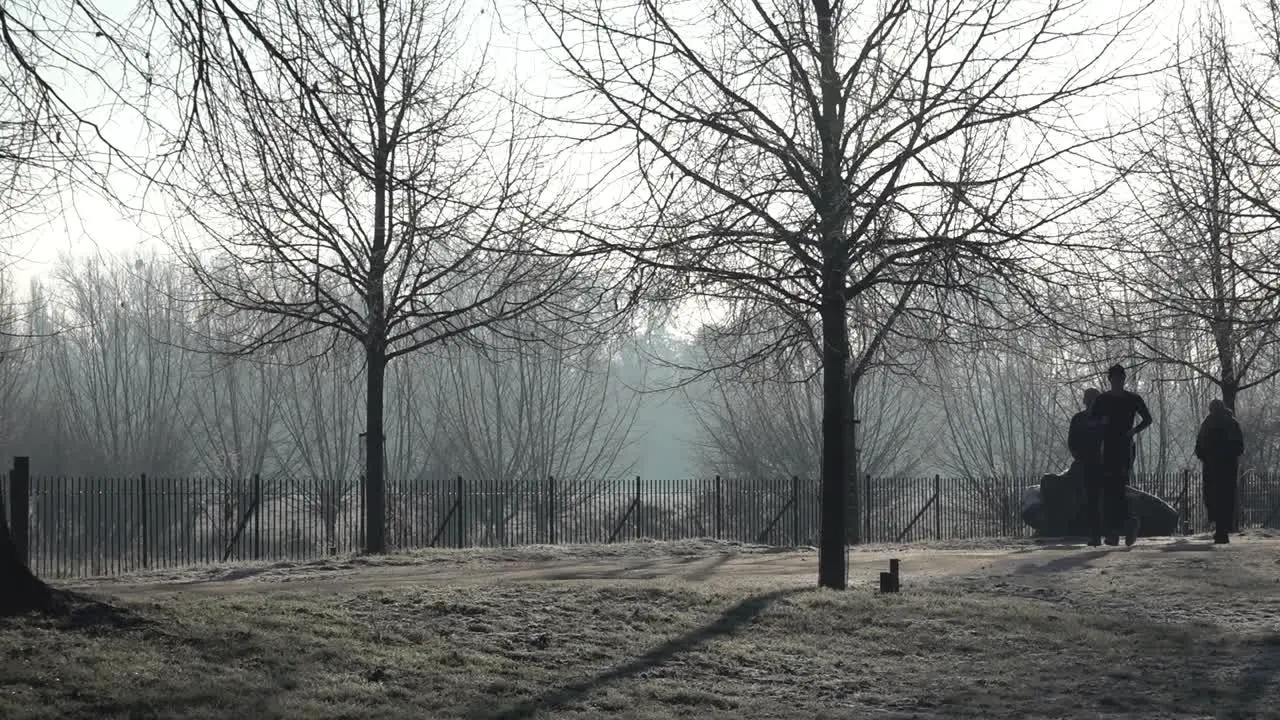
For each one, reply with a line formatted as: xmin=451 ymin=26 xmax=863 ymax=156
xmin=3 ymin=0 xmax=1280 ymax=572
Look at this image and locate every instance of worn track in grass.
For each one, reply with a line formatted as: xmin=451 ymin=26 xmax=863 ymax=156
xmin=11 ymin=534 xmax=1280 ymax=719
xmin=59 ymin=533 xmax=1280 ymax=622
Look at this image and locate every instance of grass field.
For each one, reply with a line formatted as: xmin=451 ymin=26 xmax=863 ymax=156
xmin=2 ymin=535 xmax=1279 ymax=719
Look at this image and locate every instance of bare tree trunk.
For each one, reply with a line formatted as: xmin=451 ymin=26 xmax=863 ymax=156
xmin=365 ymin=342 xmax=387 ymax=554
xmin=0 ymin=492 xmax=52 ymax=616
xmin=819 ymin=269 xmax=849 ymax=589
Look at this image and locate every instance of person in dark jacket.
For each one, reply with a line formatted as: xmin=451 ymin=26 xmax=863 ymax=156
xmin=1195 ymin=398 xmax=1244 ymax=544
xmin=1088 ymin=364 xmax=1153 ymax=546
xmin=1068 ymin=387 xmax=1104 ymax=545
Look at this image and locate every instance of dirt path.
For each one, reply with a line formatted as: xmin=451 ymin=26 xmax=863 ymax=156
xmin=60 ymin=545 xmax=1011 ymax=599
xmin=59 ymin=534 xmax=1280 ymax=614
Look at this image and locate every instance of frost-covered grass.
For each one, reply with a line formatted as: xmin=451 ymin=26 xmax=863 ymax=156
xmin=3 ymin=535 xmax=1279 ymax=719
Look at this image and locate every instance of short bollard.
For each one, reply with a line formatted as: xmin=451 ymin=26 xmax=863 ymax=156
xmin=879 ymin=558 xmax=901 ymax=593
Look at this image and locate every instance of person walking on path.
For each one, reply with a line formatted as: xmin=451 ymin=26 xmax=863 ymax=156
xmin=1088 ymin=364 xmax=1153 ymax=546
xmin=1068 ymin=387 xmax=1105 ymax=545
xmin=1195 ymin=398 xmax=1244 ymax=544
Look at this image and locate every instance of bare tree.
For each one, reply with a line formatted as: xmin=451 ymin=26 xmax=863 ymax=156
xmin=187 ymin=318 xmax=293 ymax=558
xmin=0 ymin=0 xmax=267 ymax=610
xmin=1080 ymin=10 xmax=1280 ymax=419
xmin=275 ymin=335 xmax=365 ymax=555
xmin=691 ymin=339 xmax=927 ymax=483
xmin=932 ymin=343 xmax=1072 ymax=480
xmin=166 ymin=0 xmax=601 ymax=553
xmin=0 ymin=270 xmax=47 ymax=612
xmin=434 ymin=321 xmax=641 ymax=543
xmin=380 ymin=351 xmax=455 ymax=545
xmin=40 ymin=254 xmax=194 ymax=476
xmin=526 ymin=0 xmax=1154 ymax=587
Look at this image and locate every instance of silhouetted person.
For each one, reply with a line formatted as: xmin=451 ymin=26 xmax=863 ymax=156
xmin=1069 ymin=388 xmax=1104 ymax=545
xmin=1088 ymin=364 xmax=1153 ymax=546
xmin=1195 ymin=398 xmax=1244 ymax=544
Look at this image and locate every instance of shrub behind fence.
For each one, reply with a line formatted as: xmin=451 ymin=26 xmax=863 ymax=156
xmin=5 ymin=458 xmax=1280 ymax=579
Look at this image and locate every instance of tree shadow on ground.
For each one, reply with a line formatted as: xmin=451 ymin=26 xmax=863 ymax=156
xmin=682 ymin=552 xmax=736 ymax=582
xmin=533 ymin=558 xmax=687 ymax=582
xmin=1012 ymin=549 xmax=1110 ymax=575
xmin=464 ymin=586 xmax=808 ymax=720
xmin=1011 ymin=539 xmax=1090 ymax=553
xmin=1158 ymin=539 xmax=1218 ymax=552
xmin=1 ymin=589 xmax=149 ymax=633
xmin=1224 ymin=634 xmax=1280 ymax=719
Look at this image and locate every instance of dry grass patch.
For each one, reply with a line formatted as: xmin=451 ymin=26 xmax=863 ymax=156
xmin=2 ymin=573 xmax=1275 ymax=719
xmin=64 ymin=539 xmax=782 ymax=587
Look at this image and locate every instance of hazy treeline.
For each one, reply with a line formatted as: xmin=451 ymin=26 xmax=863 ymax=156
xmin=5 ymin=1 xmax=1280 ymax=518
xmin=3 ymin=250 xmax=1276 ymax=501
xmin=0 ymin=255 xmax=705 ymax=486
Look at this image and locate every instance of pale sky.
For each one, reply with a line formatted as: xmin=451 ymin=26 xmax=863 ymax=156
xmin=4 ymin=0 xmax=1260 ymax=336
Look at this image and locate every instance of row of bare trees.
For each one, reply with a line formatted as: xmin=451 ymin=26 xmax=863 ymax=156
xmin=8 ymin=0 xmax=1280 ymax=601
xmin=0 ymin=254 xmax=645 ymax=552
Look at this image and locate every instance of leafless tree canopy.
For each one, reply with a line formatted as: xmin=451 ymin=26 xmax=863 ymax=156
xmin=22 ymin=0 xmax=1280 ymax=599
xmin=1057 ymin=7 xmax=1280 ymax=414
xmin=525 ymin=0 xmax=1156 ymax=586
xmin=528 ymin=0 xmax=1153 ymax=343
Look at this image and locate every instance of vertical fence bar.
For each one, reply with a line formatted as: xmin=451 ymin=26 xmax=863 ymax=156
xmin=549 ymin=475 xmax=557 ymax=545
xmin=116 ymin=475 xmax=124 ymax=573
xmin=79 ymin=475 xmax=86 ymax=576
xmin=98 ymin=476 xmax=106 ymax=574
xmin=455 ymin=475 xmax=464 ymax=549
xmin=73 ymin=476 xmax=80 ymax=577
xmin=714 ymin=475 xmax=723 ymax=540
xmin=934 ymin=474 xmax=942 ymax=540
xmin=140 ymin=473 xmax=149 ymax=569
xmin=94 ymin=471 xmax=102 ymax=571
xmin=791 ymin=475 xmax=800 ymax=545
xmin=863 ymin=475 xmax=871 ymax=543
xmin=634 ymin=475 xmax=642 ymax=540
xmin=108 ymin=476 xmax=116 ymax=574
xmin=253 ymin=473 xmax=262 ymax=560
xmin=55 ymin=475 xmax=64 ymax=578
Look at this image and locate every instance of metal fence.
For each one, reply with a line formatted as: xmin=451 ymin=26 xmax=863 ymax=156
xmin=5 ymin=458 xmax=1280 ymax=579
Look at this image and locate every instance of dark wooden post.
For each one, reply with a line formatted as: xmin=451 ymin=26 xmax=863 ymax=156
xmin=879 ymin=558 xmax=901 ymax=593
xmin=9 ymin=457 xmax=29 ymax=567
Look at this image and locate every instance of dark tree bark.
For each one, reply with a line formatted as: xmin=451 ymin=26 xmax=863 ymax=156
xmin=819 ymin=268 xmax=850 ymax=586
xmin=0 ymin=491 xmax=53 ymax=616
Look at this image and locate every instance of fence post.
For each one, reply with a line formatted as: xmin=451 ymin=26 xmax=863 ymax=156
xmin=714 ymin=475 xmax=723 ymax=540
xmin=791 ymin=475 xmax=800 ymax=545
xmin=9 ymin=457 xmax=29 ymax=567
xmin=455 ymin=475 xmax=465 ymax=549
xmin=140 ymin=473 xmax=149 ymax=569
xmin=864 ymin=474 xmax=872 ymax=542
xmin=934 ymin=474 xmax=942 ymax=540
xmin=634 ymin=475 xmax=642 ymax=540
xmin=253 ymin=473 xmax=263 ymax=559
xmin=1179 ymin=468 xmax=1190 ymax=534
xmin=548 ymin=475 xmax=557 ymax=545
